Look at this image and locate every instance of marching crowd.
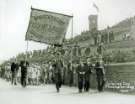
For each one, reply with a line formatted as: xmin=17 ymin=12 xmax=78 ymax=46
xmin=50 ymin=54 xmax=106 ymax=93
xmin=0 ymin=53 xmax=105 ymax=93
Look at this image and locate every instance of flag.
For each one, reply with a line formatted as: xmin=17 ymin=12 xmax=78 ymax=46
xmin=26 ymin=8 xmax=73 ymax=45
xmin=93 ymin=2 xmax=99 ymax=12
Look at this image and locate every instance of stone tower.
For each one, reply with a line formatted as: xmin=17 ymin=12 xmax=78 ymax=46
xmin=89 ymin=15 xmax=98 ymax=31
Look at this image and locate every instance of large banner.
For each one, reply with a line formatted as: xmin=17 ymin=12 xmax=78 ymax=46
xmin=26 ymin=8 xmax=72 ymax=45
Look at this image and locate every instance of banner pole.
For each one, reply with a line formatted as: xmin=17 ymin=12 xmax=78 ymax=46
xmin=71 ymin=14 xmax=73 ymax=38
xmin=71 ymin=14 xmax=74 ymax=71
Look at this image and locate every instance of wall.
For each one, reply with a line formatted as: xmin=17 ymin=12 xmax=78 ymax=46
xmin=104 ymin=62 xmax=135 ymax=94
xmin=88 ymin=62 xmax=135 ymax=94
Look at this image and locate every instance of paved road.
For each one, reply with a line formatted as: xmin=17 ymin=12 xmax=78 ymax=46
xmin=0 ymin=79 xmax=135 ymax=104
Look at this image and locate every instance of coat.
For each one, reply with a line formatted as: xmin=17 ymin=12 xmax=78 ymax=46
xmin=95 ymin=62 xmax=105 ymax=77
xmin=11 ymin=62 xmax=16 ymax=73
xmin=52 ymin=62 xmax=62 ymax=84
xmin=76 ymin=65 xmax=85 ymax=82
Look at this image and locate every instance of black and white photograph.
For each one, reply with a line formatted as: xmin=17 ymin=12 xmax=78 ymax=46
xmin=0 ymin=0 xmax=135 ymax=104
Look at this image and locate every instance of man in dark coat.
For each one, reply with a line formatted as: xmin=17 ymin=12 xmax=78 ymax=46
xmin=15 ymin=63 xmax=20 ymax=83
xmin=67 ymin=62 xmax=73 ymax=87
xmin=76 ymin=60 xmax=86 ymax=93
xmin=95 ymin=60 xmax=105 ymax=92
xmin=11 ymin=62 xmax=17 ymax=85
xmin=52 ymin=60 xmax=62 ymax=92
xmin=84 ymin=59 xmax=92 ymax=92
xmin=0 ymin=66 xmax=5 ymax=78
xmin=20 ymin=60 xmax=29 ymax=87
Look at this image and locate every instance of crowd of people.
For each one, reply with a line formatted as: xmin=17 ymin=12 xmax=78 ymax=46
xmin=0 ymin=42 xmax=106 ymax=92
xmin=10 ymin=60 xmax=29 ymax=87
xmin=51 ymin=54 xmax=105 ymax=93
xmin=0 ymin=52 xmax=106 ymax=93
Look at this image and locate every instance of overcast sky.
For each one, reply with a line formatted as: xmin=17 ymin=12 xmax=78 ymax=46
xmin=0 ymin=0 xmax=135 ymax=63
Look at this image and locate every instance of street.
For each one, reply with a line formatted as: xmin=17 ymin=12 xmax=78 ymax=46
xmin=0 ymin=79 xmax=135 ymax=104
